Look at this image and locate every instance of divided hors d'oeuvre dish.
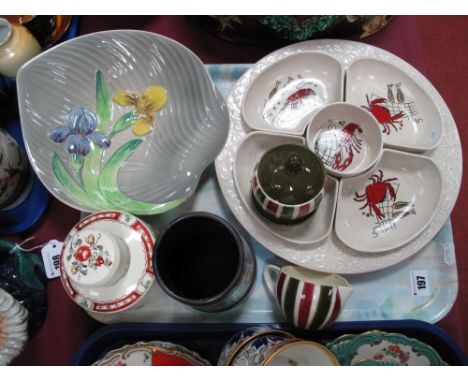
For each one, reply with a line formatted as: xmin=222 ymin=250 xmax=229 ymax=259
xmin=216 ymin=39 xmax=460 ymax=274
xmin=17 ymin=30 xmax=229 ymax=215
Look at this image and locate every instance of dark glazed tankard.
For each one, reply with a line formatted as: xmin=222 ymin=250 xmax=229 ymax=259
xmin=153 ymin=212 xmax=256 ymax=312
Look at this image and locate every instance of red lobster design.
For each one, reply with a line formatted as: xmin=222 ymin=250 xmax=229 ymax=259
xmin=332 ymin=123 xmax=363 ymax=171
xmin=354 ymin=169 xmax=398 ymax=220
xmin=285 ymin=88 xmax=316 ymax=110
xmin=362 ymin=95 xmax=405 ymax=135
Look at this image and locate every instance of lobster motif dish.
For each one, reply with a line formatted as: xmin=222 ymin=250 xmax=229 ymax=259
xmin=335 ymin=149 xmax=442 ymax=253
xmin=305 ymin=102 xmax=383 ymax=177
xmin=233 ymin=131 xmax=338 ymax=244
xmin=215 ymin=39 xmax=460 ymax=274
xmin=346 ymin=58 xmax=443 ymax=152
xmin=16 ymin=30 xmax=229 ymax=214
xmin=241 ymin=51 xmax=343 ymax=135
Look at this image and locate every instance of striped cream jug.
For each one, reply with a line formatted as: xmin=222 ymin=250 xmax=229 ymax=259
xmin=264 ymin=264 xmax=352 ymax=330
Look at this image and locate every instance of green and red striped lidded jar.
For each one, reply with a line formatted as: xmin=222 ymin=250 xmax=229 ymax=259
xmin=252 ymin=143 xmax=326 ymax=224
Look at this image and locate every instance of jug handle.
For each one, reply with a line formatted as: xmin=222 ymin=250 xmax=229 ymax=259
xmin=263 ymin=264 xmax=281 ymax=297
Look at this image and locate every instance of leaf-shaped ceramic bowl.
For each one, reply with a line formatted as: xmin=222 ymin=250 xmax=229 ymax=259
xmin=242 ymin=52 xmax=343 ymax=135
xmin=17 ymin=30 xmax=229 ymax=214
xmin=346 ymin=58 xmax=443 ymax=152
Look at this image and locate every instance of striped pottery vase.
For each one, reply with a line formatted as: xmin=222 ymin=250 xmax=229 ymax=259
xmin=264 ymin=264 xmax=352 ymax=330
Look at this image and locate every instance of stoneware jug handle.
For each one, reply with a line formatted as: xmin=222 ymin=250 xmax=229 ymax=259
xmin=263 ymin=264 xmax=281 ymax=297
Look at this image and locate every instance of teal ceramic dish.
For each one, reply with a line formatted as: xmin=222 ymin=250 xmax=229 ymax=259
xmin=327 ymin=330 xmax=447 ymax=366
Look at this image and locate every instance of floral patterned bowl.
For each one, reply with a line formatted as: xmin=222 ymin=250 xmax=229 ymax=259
xmin=16 ymin=30 xmax=229 ymax=214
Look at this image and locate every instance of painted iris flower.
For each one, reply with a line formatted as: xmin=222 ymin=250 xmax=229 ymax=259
xmin=48 ymin=107 xmax=111 ymax=156
xmin=113 ymin=86 xmax=167 ymax=136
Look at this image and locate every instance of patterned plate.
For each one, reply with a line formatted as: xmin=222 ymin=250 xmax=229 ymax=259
xmin=327 ymin=330 xmax=447 ymax=366
xmin=93 ymin=341 xmax=211 ymax=366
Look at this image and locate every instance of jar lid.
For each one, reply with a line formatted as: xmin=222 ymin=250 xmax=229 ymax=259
xmin=63 ymin=228 xmax=129 ymax=288
xmin=0 ymin=18 xmax=12 ymax=46
xmin=257 ymin=144 xmax=325 ymax=205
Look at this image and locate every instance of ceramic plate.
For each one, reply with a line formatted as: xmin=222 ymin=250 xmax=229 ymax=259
xmin=215 ymin=39 xmax=461 ymax=274
xmin=93 ymin=340 xmax=211 ymax=366
xmin=346 ymin=58 xmax=443 ymax=152
xmin=233 ymin=131 xmax=338 ymax=245
xmin=327 ymin=331 xmax=447 ymax=366
xmin=17 ymin=30 xmax=229 ymax=214
xmin=60 ymin=211 xmax=155 ymax=314
xmin=242 ymin=52 xmax=343 ymax=135
xmin=0 ymin=288 xmax=29 ymax=366
xmin=335 ymin=149 xmax=442 ymax=253
xmin=263 ymin=340 xmax=340 ymax=366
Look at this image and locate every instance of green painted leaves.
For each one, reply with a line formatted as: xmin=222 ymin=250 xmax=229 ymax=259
xmin=50 ymin=70 xmax=185 ymax=214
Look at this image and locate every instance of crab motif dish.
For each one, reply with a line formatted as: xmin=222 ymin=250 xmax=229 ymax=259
xmin=335 ymin=149 xmax=442 ymax=253
xmin=346 ymin=58 xmax=443 ymax=152
xmin=17 ymin=30 xmax=229 ymax=214
xmin=215 ymin=39 xmax=461 ymax=274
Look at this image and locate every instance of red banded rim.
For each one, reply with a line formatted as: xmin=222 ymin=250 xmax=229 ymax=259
xmin=59 ymin=211 xmax=156 ymax=314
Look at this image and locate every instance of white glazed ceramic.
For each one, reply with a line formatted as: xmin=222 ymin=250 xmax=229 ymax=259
xmin=233 ymin=131 xmax=338 ymax=245
xmin=217 ymin=325 xmax=295 ymax=366
xmin=0 ymin=128 xmax=29 ymax=209
xmin=242 ymin=52 xmax=343 ymax=135
xmin=63 ymin=228 xmax=130 ymax=288
xmin=93 ymin=340 xmax=211 ymax=366
xmin=305 ymin=102 xmax=383 ymax=177
xmin=0 ymin=288 xmax=28 ymax=366
xmin=264 ymin=265 xmax=352 ymax=330
xmin=60 ymin=211 xmax=156 ymax=314
xmin=335 ymin=149 xmax=442 ymax=253
xmin=327 ymin=331 xmax=447 ymax=366
xmin=17 ymin=30 xmax=229 ymax=214
xmin=263 ymin=340 xmax=340 ymax=366
xmin=346 ymin=58 xmax=443 ymax=152
xmin=215 ymin=39 xmax=462 ymax=274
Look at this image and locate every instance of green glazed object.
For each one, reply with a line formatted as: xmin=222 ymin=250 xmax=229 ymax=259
xmin=258 ymin=144 xmax=325 ymax=205
xmin=0 ymin=239 xmax=47 ymax=337
xmin=252 ymin=143 xmax=326 ymax=225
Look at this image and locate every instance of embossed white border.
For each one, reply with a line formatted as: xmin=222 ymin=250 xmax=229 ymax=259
xmin=215 ymin=39 xmax=462 ymax=274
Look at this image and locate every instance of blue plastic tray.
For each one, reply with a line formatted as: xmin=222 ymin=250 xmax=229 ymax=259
xmin=71 ymin=320 xmax=468 ymax=366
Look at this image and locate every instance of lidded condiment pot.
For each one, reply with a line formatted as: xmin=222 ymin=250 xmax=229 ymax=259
xmin=0 ymin=17 xmax=41 ymax=78
xmin=251 ymin=143 xmax=326 ymax=224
